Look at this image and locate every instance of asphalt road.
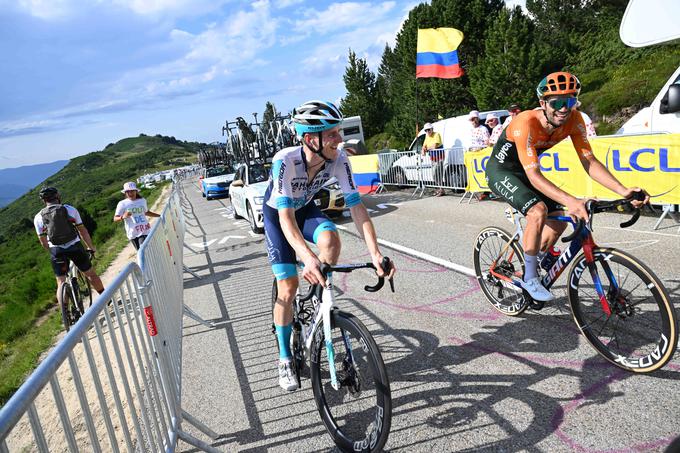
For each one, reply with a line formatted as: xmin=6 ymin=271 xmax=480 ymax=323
xmin=177 ymin=180 xmax=680 ymax=452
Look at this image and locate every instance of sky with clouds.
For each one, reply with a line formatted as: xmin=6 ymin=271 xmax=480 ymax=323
xmin=0 ymin=0 xmax=525 ymax=169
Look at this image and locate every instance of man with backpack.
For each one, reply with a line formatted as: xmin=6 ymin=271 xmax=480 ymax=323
xmin=34 ymin=187 xmax=105 ymax=310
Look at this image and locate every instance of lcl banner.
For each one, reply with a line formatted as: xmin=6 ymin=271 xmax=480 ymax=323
xmin=465 ymin=134 xmax=680 ymax=204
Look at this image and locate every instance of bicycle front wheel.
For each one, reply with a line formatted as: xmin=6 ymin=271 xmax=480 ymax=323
xmin=568 ymin=248 xmax=677 ymax=373
xmin=473 ymin=227 xmax=528 ymax=316
xmin=310 ymin=310 xmax=391 ymax=452
xmin=59 ymin=283 xmax=75 ymax=332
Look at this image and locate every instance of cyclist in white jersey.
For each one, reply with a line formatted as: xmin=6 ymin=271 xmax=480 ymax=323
xmin=263 ymin=100 xmax=396 ymax=391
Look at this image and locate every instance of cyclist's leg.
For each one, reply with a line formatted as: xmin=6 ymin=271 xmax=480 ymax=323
xmin=50 ymin=248 xmax=69 ymax=306
xmin=70 ymin=243 xmax=104 ymax=294
xmin=300 ymin=203 xmax=339 ymax=265
xmin=487 ymin=171 xmax=553 ymax=300
xmin=264 ymin=205 xmax=299 ymax=361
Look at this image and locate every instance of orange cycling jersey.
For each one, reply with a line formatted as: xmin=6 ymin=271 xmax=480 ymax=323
xmin=493 ymin=110 xmax=593 ymax=171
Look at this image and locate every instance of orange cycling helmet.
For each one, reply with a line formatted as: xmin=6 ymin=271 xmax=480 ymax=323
xmin=536 ymin=71 xmax=581 ymax=99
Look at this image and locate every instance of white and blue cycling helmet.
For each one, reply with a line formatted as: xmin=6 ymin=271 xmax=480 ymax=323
xmin=292 ymin=100 xmax=343 ymax=137
xmin=292 ymin=100 xmax=343 ymax=160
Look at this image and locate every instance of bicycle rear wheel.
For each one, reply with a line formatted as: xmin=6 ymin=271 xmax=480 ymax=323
xmin=76 ymin=270 xmax=93 ymax=308
xmin=59 ymin=283 xmax=75 ymax=332
xmin=568 ymin=248 xmax=677 ymax=373
xmin=310 ymin=310 xmax=391 ymax=453
xmin=473 ymin=227 xmax=528 ymax=316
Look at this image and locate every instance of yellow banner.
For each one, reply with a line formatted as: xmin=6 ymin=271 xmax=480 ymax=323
xmin=464 ymin=134 xmax=680 ymax=204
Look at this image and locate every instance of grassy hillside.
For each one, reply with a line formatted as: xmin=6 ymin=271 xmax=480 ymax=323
xmin=0 ymin=134 xmax=201 ymax=404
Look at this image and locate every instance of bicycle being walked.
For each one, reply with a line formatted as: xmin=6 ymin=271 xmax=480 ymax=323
xmin=34 ymin=187 xmax=104 ymax=330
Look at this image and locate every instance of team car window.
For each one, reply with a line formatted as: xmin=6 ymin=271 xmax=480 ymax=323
xmin=248 ymin=164 xmax=270 ymax=184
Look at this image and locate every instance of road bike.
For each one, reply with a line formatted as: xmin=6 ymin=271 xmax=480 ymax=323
xmin=59 ymin=251 xmax=94 ymax=332
xmin=271 ymin=258 xmax=395 ymax=452
xmin=473 ymin=194 xmax=677 ymax=373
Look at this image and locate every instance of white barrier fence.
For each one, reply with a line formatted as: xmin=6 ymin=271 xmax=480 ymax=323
xmin=377 ymin=147 xmax=468 ymax=195
xmin=0 ymin=183 xmax=220 ymax=452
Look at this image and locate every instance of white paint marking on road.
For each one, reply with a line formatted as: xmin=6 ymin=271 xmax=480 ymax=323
xmin=221 ymin=214 xmax=232 ymax=218
xmin=191 ymin=239 xmax=217 ymax=248
xmin=599 ymin=239 xmax=659 ymax=251
xmin=376 ymin=204 xmax=390 ymax=210
xmin=336 ymin=225 xmax=475 ymax=276
xmin=599 ymin=226 xmax=679 ymax=238
xmin=214 ymin=207 xmax=230 ymax=211
xmin=367 ymin=208 xmax=377 ymax=213
xmin=232 ymin=221 xmax=249 ymax=226
xmin=218 ymin=235 xmax=247 ymax=244
xmin=342 ymin=211 xmax=351 ymax=218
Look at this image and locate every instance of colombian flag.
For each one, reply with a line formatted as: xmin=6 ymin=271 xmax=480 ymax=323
xmin=416 ymin=28 xmax=464 ymax=79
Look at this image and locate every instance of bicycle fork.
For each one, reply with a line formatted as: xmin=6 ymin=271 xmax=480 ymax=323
xmin=582 ymin=236 xmax=614 ymax=317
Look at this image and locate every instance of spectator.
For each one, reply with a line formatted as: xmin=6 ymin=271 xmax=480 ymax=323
xmin=576 ymin=101 xmax=597 ymax=138
xmin=468 ymin=110 xmax=490 ymax=151
xmin=114 ymin=182 xmax=160 ymax=251
xmin=486 ymin=113 xmax=503 ymax=145
xmin=420 ymin=123 xmax=445 ymax=196
xmin=35 ymin=187 xmax=105 ymax=314
xmin=502 ymin=103 xmax=522 ymax=129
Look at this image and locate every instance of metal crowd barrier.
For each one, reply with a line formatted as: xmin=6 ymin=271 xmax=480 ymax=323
xmin=0 ymin=183 xmax=220 ymax=452
xmin=376 ymin=147 xmax=468 ymax=196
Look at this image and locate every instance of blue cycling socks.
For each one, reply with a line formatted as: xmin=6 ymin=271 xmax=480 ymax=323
xmin=275 ymin=323 xmax=293 ymax=360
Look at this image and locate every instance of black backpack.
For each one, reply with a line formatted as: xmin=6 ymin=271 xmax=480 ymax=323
xmin=40 ymin=204 xmax=78 ymax=245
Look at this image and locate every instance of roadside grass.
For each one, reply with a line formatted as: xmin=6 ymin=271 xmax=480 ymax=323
xmin=0 ymin=180 xmax=169 ymax=406
xmin=0 ymin=312 xmax=62 ymax=404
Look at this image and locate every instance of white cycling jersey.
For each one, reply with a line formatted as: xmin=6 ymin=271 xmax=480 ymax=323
xmin=264 ymin=146 xmax=361 ymax=210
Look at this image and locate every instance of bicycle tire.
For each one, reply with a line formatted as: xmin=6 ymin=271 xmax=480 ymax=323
xmin=568 ymin=247 xmax=677 ymax=373
xmin=310 ymin=310 xmax=391 ymax=453
xmin=76 ymin=270 xmax=93 ymax=308
xmin=60 ymin=283 xmax=75 ymax=332
xmin=473 ymin=227 xmax=529 ymax=316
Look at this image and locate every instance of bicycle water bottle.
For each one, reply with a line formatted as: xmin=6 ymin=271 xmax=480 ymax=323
xmin=540 ymin=246 xmax=561 ymax=271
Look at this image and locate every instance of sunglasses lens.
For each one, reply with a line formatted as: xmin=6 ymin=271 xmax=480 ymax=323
xmin=549 ymin=97 xmax=577 ymax=109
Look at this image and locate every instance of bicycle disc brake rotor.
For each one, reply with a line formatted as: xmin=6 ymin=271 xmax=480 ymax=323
xmin=340 ymin=357 xmax=362 ymax=397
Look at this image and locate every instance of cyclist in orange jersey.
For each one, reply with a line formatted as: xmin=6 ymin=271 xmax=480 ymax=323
xmin=485 ymin=72 xmax=649 ymax=301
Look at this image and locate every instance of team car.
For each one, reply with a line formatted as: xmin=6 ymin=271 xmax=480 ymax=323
xmin=230 ymin=161 xmax=347 ymax=234
xmin=200 ymin=165 xmax=236 ymax=200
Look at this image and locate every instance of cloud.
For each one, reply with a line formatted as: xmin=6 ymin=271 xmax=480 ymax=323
xmin=8 ymin=0 xmax=233 ymax=20
xmin=275 ymin=0 xmax=303 ymax=8
xmin=294 ymin=2 xmax=396 ymax=33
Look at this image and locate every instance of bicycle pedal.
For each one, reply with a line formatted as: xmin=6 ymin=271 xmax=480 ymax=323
xmin=528 ymin=299 xmax=545 ymax=310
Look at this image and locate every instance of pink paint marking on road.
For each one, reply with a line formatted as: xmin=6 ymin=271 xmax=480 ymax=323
xmin=447 ymin=336 xmax=679 ymax=452
xmin=447 ymin=336 xmax=612 ymax=370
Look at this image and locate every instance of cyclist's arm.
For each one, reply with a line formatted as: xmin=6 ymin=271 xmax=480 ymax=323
xmin=145 ymin=210 xmax=161 ymax=218
xmin=572 ymin=125 xmax=630 ymax=198
xmin=76 ymin=225 xmax=96 ymax=252
xmin=38 ymin=235 xmax=49 ymax=251
xmin=349 ymin=205 xmax=395 ymax=278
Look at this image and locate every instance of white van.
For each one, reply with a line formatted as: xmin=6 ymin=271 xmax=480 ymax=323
xmin=387 ymin=109 xmax=509 ymax=186
xmin=340 ymin=116 xmax=364 ymax=142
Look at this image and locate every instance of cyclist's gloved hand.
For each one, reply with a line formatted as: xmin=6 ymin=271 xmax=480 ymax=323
xmin=622 ymin=187 xmax=649 ymax=208
xmin=565 ymin=197 xmax=589 ymax=222
xmin=301 ymin=255 xmax=325 ymax=287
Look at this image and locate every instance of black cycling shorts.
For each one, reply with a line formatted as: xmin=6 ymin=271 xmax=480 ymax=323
xmin=485 ymin=160 xmax=563 ymax=216
xmin=50 ymin=242 xmax=92 ymax=277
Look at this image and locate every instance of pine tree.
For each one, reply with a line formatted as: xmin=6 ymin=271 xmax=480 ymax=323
xmin=469 ymin=6 xmax=543 ymax=110
xmin=339 ymin=50 xmax=380 ymax=137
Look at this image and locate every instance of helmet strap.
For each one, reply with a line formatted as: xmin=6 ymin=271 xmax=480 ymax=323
xmin=307 ymin=131 xmax=331 ymax=162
